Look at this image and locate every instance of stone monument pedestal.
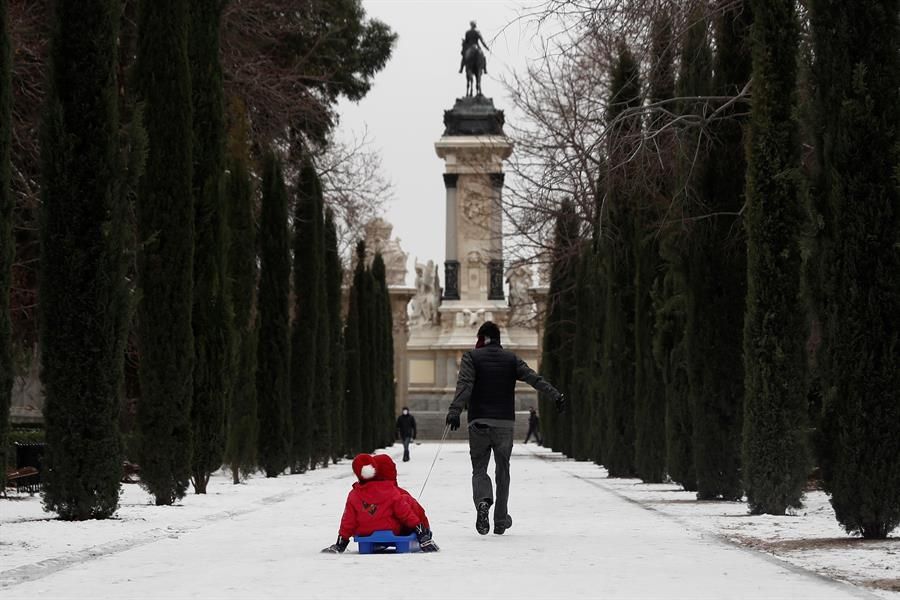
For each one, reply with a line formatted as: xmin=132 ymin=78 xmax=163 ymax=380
xmin=404 ymin=97 xmax=541 ymax=439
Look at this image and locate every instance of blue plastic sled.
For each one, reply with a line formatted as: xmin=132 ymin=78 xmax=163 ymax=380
xmin=354 ymin=530 xmax=420 ymax=554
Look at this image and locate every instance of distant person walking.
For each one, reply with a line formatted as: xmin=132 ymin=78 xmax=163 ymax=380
xmin=524 ymin=407 xmax=542 ymax=445
xmin=445 ymin=321 xmax=565 ymax=535
xmin=395 ymin=407 xmax=417 ymax=462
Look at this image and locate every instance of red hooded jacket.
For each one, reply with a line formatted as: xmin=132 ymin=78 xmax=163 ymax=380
xmin=337 ymin=454 xmax=422 ymax=539
xmin=372 ymin=454 xmax=430 ymax=530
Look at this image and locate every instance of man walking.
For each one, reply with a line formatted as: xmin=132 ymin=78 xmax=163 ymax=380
xmin=445 ymin=321 xmax=564 ymax=535
xmin=395 ymin=407 xmax=417 ymax=462
xmin=524 ymin=407 xmax=542 ymax=445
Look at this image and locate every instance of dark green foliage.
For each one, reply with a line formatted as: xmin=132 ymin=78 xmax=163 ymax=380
xmin=224 ymin=156 xmax=257 ymax=483
xmin=539 ymin=199 xmax=579 ymax=454
xmin=189 ymin=0 xmax=230 ymax=494
xmin=135 ymin=0 xmax=194 ymax=506
xmin=602 ymin=44 xmax=642 ymax=478
xmin=742 ymin=0 xmax=809 ymax=515
xmin=0 ymin=0 xmax=12 ymax=490
xmin=309 ymin=162 xmax=331 ymax=468
xmin=570 ymin=244 xmax=602 ymax=462
xmin=256 ymin=153 xmax=292 ymax=477
xmin=653 ymin=237 xmax=694 ymax=490
xmin=360 ymin=258 xmax=377 ymax=451
xmin=634 ymin=12 xmax=675 ymax=484
xmin=372 ymin=253 xmax=395 ymax=449
xmin=39 ymin=0 xmax=127 ymax=519
xmin=323 ymin=209 xmax=345 ymax=461
xmin=656 ymin=6 xmax=713 ymax=492
xmin=290 ymin=155 xmax=321 ymax=471
xmin=809 ymin=0 xmax=900 ymax=539
xmin=342 ymin=242 xmax=366 ymax=454
xmin=685 ymin=2 xmax=752 ymax=500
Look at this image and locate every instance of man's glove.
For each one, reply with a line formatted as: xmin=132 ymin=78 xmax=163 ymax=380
xmin=446 ymin=411 xmax=461 ymax=431
xmin=555 ymin=394 xmax=566 ymax=414
xmin=321 ymin=535 xmax=349 ymax=554
xmin=416 ymin=524 xmax=440 ymax=553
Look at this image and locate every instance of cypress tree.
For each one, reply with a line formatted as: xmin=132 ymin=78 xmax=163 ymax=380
xmin=634 ymin=12 xmax=675 ymax=483
xmin=39 ymin=0 xmax=127 ymax=519
xmin=134 ymin=0 xmax=194 ymax=506
xmin=570 ymin=243 xmax=601 ymax=461
xmin=372 ymin=253 xmax=394 ymax=449
xmin=685 ymin=1 xmax=752 ymax=500
xmin=0 ymin=0 xmax=12 ymax=489
xmin=310 ymin=166 xmax=331 ymax=467
xmin=809 ymin=0 xmax=900 ymax=538
xmin=343 ymin=242 xmax=366 ymax=454
xmin=256 ymin=152 xmax=292 ymax=477
xmin=223 ymin=155 xmax=257 ymax=484
xmin=360 ymin=260 xmax=378 ymax=451
xmin=189 ymin=0 xmax=229 ymax=494
xmin=323 ymin=209 xmax=345 ymax=461
xmin=658 ymin=5 xmax=715 ymax=492
xmin=602 ymin=43 xmax=641 ymax=477
xmin=539 ymin=199 xmax=579 ymax=454
xmin=291 ymin=155 xmax=320 ymax=472
xmin=742 ymin=0 xmax=809 ymax=515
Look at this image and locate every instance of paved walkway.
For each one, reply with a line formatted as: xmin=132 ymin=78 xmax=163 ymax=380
xmin=3 ymin=442 xmax=875 ymax=599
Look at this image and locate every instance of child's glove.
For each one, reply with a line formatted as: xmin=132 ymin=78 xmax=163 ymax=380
xmin=321 ymin=536 xmax=349 ymax=554
xmin=416 ymin=524 xmax=440 ymax=553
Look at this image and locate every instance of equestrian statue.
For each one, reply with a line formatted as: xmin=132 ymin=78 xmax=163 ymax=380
xmin=459 ymin=20 xmax=489 ymax=97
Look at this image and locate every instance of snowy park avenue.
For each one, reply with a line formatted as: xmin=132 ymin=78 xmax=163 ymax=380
xmin=2 ymin=442 xmax=892 ymax=600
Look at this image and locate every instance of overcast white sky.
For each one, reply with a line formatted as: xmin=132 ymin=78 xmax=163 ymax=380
xmin=336 ymin=0 xmax=554 ymax=286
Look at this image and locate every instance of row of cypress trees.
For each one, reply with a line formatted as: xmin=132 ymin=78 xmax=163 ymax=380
xmin=343 ymin=242 xmax=395 ymax=456
xmin=539 ymin=0 xmax=899 ymax=538
xmin=15 ymin=0 xmax=397 ymax=517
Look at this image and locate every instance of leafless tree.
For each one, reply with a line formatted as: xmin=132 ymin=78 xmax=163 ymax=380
xmin=314 ymin=128 xmax=393 ymax=260
xmin=499 ymin=0 xmax=752 ymax=271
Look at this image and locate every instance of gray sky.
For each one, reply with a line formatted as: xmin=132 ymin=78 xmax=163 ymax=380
xmin=337 ymin=0 xmax=551 ymax=286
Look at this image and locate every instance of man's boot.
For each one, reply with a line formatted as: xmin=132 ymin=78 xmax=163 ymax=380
xmin=475 ymin=500 xmax=490 ymax=535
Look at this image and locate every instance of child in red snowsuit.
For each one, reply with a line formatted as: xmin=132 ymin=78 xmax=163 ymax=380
xmin=321 ymin=454 xmax=439 ymax=553
xmin=372 ymin=453 xmax=430 ymax=529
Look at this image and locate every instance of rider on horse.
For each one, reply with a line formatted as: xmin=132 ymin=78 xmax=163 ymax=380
xmin=459 ymin=20 xmax=489 ymax=75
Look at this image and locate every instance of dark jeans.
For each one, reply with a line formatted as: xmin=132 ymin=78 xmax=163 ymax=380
xmin=468 ymin=424 xmax=514 ymax=524
xmin=524 ymin=426 xmax=542 ymax=445
xmin=402 ymin=436 xmax=412 ymax=461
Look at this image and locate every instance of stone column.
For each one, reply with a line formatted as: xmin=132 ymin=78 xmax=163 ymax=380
xmin=388 ymin=286 xmax=416 ymax=413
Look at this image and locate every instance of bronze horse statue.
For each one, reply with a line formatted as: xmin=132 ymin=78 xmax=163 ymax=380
xmin=463 ymin=45 xmax=486 ymax=97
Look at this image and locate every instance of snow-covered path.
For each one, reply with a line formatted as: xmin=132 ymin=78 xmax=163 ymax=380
xmin=1 ymin=442 xmax=877 ymax=599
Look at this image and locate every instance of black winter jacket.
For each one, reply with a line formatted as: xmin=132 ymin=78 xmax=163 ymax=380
xmin=448 ymin=343 xmax=561 ymax=422
xmin=396 ymin=413 xmax=416 ymax=439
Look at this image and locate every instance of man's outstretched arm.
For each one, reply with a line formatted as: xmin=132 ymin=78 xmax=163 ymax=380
xmin=516 ymin=358 xmax=561 ymax=398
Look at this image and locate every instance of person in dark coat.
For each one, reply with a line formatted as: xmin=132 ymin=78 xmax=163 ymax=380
xmin=524 ymin=407 xmax=542 ymax=445
xmin=395 ymin=407 xmax=417 ymax=462
xmin=445 ymin=321 xmax=565 ymax=536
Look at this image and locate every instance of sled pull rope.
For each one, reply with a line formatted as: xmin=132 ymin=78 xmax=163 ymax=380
xmin=418 ymin=423 xmax=450 ymax=500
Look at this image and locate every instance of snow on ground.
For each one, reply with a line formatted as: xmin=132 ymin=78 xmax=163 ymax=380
xmin=584 ymin=465 xmax=900 ymax=598
xmin=0 ymin=441 xmax=896 ymax=599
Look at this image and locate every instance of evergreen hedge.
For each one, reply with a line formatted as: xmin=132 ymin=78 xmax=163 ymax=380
xmin=323 ymin=209 xmax=345 ymax=461
xmin=602 ymin=44 xmax=641 ymax=478
xmin=39 ymin=0 xmax=127 ymax=519
xmin=224 ymin=155 xmax=257 ymax=483
xmin=189 ymin=0 xmax=229 ymax=494
xmin=742 ymin=0 xmax=809 ymax=515
xmin=810 ymin=0 xmax=900 ymax=539
xmin=256 ymin=153 xmax=292 ymax=477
